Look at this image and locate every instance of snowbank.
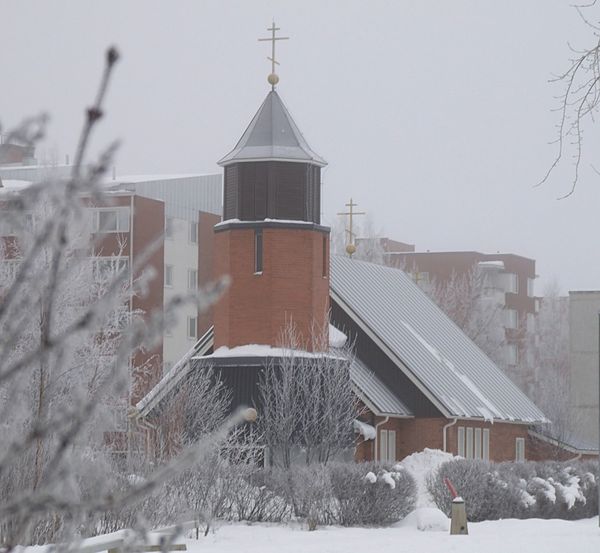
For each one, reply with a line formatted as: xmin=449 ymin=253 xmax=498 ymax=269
xmin=398 ymin=507 xmax=448 ymax=532
xmin=396 ymin=448 xmax=455 ymax=508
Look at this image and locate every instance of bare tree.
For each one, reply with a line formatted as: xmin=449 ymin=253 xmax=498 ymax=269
xmin=527 ymin=280 xmax=579 ymax=454
xmin=540 ymin=2 xmax=600 ymax=196
xmin=427 ymin=267 xmax=506 ymax=370
xmin=0 ymin=47 xmax=239 ymax=549
xmin=258 ymin=324 xmax=359 ymax=468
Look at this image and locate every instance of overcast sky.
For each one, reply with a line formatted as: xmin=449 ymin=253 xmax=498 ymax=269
xmin=2 ymin=1 xmax=599 ymax=294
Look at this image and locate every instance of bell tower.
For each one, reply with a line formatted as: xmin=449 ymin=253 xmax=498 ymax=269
xmin=213 ymin=23 xmax=330 ymax=351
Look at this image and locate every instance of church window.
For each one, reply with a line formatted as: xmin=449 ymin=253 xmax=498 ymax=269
xmin=457 ymin=426 xmax=465 ymax=457
xmin=515 ymin=437 xmax=525 ymax=462
xmin=483 ymin=429 xmax=490 ymax=461
xmin=254 ymin=229 xmax=263 ymax=273
xmin=474 ymin=428 xmax=482 ymax=459
xmin=466 ymin=427 xmax=474 ymax=458
xmin=379 ymin=429 xmax=396 ymax=462
xmin=322 ymin=236 xmax=327 ymax=277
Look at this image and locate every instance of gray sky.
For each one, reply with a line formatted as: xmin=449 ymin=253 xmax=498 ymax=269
xmin=2 ymin=1 xmax=598 ymax=294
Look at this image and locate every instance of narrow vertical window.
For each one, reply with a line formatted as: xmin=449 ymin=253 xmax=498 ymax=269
xmin=379 ymin=429 xmax=388 ymax=462
xmin=483 ymin=429 xmax=490 ymax=461
xmin=188 ymin=268 xmax=198 ymax=290
xmin=164 ymin=264 xmax=173 ymax=287
xmin=189 ymin=221 xmax=198 ymax=244
xmin=515 ymin=437 xmax=525 ymax=462
xmin=387 ymin=430 xmax=396 ymax=462
xmin=322 ymin=235 xmax=327 ymax=277
xmin=474 ymin=428 xmax=482 ymax=459
xmin=254 ymin=229 xmax=263 ymax=273
xmin=457 ymin=427 xmax=465 ymax=457
xmin=187 ymin=316 xmax=197 ymax=340
xmin=466 ymin=427 xmax=474 ymax=459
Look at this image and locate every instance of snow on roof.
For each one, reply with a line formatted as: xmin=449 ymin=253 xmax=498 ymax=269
xmin=477 ymin=260 xmax=505 ymax=270
xmin=329 ymin=324 xmax=347 ymax=348
xmin=199 ymin=343 xmax=342 ymax=360
xmin=330 ymin=255 xmax=547 ymax=424
xmin=105 ymin=173 xmax=214 ymax=184
xmin=353 ymin=419 xmax=376 ymax=440
xmin=0 ymin=179 xmax=32 ymax=190
xmin=214 ymin=218 xmax=320 ymax=229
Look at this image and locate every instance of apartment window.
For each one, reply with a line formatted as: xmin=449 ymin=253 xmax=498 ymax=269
xmin=94 ymin=208 xmax=129 ymax=233
xmin=527 ymin=278 xmax=535 ymax=297
xmin=526 ymin=313 xmax=536 ymax=333
xmin=187 ymin=316 xmax=197 ymax=340
xmin=254 ymin=229 xmax=263 ymax=273
xmin=164 ymin=264 xmax=173 ymax=287
xmin=506 ymin=343 xmax=518 ymax=366
xmin=165 ymin=217 xmax=174 ymax=239
xmin=506 ymin=273 xmax=518 ymax=294
xmin=504 ymin=308 xmax=518 ymax=330
xmin=189 ymin=221 xmax=198 ymax=244
xmin=92 ymin=257 xmax=129 ymax=281
xmin=466 ymin=427 xmax=474 ymax=459
xmin=379 ymin=429 xmax=396 ymax=462
xmin=482 ymin=429 xmax=490 ymax=461
xmin=515 ymin=437 xmax=525 ymax=462
xmin=188 ymin=268 xmax=198 ymax=290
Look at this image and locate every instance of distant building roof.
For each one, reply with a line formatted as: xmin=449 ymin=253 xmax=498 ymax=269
xmin=218 ymin=90 xmax=326 ymax=167
xmin=330 ymin=255 xmax=546 ymax=424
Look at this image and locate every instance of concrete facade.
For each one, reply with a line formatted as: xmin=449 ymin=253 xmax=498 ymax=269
xmin=568 ymin=291 xmax=600 ymax=447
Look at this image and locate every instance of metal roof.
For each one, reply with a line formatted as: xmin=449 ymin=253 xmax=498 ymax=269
xmin=218 ymin=90 xmax=327 ymax=167
xmin=349 ymin=356 xmax=413 ymax=417
xmin=330 ymin=256 xmax=547 ymax=424
xmin=135 ymin=327 xmax=214 ymax=418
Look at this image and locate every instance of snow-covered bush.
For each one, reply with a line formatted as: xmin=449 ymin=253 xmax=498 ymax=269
xmin=426 ymin=459 xmax=522 ymax=521
xmin=427 ymin=458 xmax=599 ymax=521
xmin=329 ymin=462 xmax=416 ymax=526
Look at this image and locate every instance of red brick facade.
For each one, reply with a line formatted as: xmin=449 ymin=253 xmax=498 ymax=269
xmin=213 ymin=225 xmax=330 ymax=351
xmin=356 ymin=412 xmax=533 ymax=463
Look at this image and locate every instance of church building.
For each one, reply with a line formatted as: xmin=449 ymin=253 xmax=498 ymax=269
xmin=134 ymin=27 xmax=581 ymax=463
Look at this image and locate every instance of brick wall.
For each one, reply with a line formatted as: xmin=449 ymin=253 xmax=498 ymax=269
xmin=213 ymin=225 xmax=330 ymax=351
xmin=197 ymin=210 xmax=221 ymax=338
xmin=358 ymin=414 xmax=533 ymax=462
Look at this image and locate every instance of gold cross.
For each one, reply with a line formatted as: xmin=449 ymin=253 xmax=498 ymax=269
xmin=258 ymin=21 xmax=289 ymax=89
xmin=337 ymin=198 xmax=365 ymax=257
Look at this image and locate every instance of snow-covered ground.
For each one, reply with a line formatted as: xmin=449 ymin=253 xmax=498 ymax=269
xmin=185 ymin=517 xmax=599 ymax=553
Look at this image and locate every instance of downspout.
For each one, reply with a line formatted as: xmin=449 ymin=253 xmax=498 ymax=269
xmin=374 ymin=416 xmax=389 ymax=461
xmin=443 ymin=417 xmax=458 ymax=453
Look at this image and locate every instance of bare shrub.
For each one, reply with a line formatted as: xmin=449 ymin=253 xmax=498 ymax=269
xmin=329 ymin=462 xmax=416 ymax=526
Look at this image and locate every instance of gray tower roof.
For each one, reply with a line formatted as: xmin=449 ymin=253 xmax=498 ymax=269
xmin=218 ymin=90 xmax=326 ymax=167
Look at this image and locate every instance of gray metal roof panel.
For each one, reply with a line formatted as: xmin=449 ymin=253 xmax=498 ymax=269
xmin=218 ymin=90 xmax=327 ymax=167
xmin=330 ymin=256 xmax=547 ymax=424
xmin=349 ymin=356 xmax=413 ymax=417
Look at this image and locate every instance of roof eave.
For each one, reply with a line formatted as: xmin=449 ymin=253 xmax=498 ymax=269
xmin=218 ymin=155 xmax=328 ymax=168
